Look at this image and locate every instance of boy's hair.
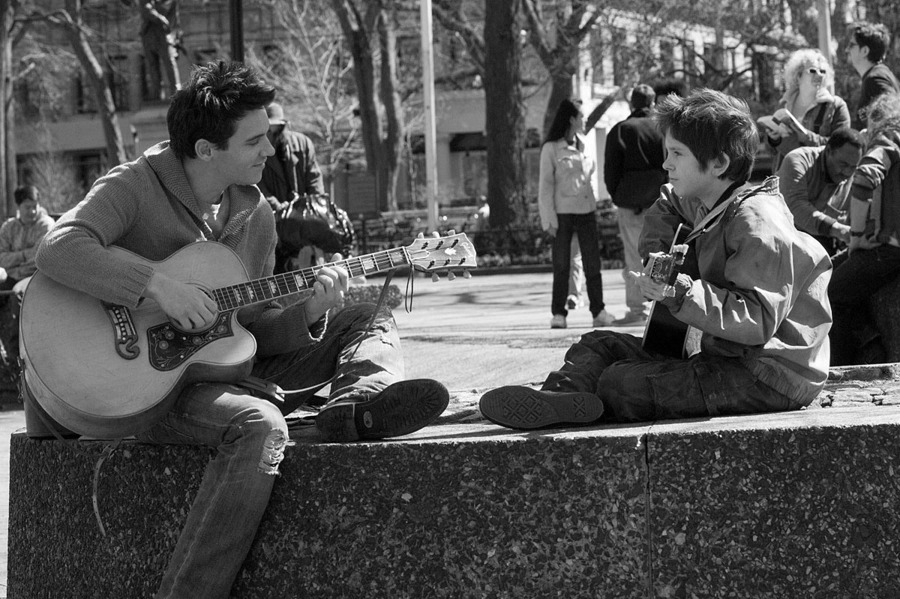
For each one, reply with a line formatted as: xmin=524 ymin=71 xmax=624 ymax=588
xmin=630 ymin=84 xmax=656 ymax=111
xmin=849 ymin=21 xmax=891 ymax=64
xmin=653 ymin=88 xmax=757 ymax=183
xmin=13 ymin=185 xmax=39 ymax=205
xmin=865 ymin=92 xmax=900 ymax=141
xmin=826 ymin=127 xmax=864 ymax=151
xmin=544 ymin=98 xmax=582 ymax=144
xmin=167 ymin=60 xmax=276 ymax=160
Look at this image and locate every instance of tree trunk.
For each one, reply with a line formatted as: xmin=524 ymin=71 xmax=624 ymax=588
xmin=331 ymin=0 xmax=406 ymax=213
xmin=0 ymin=0 xmax=14 ymax=218
xmin=376 ymin=2 xmax=402 ymax=211
xmin=63 ymin=0 xmax=126 ymax=168
xmin=483 ymin=0 xmax=524 ymax=229
xmin=543 ymin=68 xmax=577 ymax=138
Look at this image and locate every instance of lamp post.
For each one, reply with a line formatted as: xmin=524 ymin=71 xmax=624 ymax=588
xmin=420 ymin=0 xmax=438 ymax=232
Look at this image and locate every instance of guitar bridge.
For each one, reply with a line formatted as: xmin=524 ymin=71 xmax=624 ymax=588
xmin=146 ymin=312 xmax=234 ymax=371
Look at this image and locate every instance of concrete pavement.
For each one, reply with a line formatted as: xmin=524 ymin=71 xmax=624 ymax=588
xmin=0 ymin=267 xmax=637 ymax=598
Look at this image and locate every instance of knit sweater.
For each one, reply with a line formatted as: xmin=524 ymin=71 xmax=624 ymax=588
xmin=35 ymin=141 xmax=318 ymax=357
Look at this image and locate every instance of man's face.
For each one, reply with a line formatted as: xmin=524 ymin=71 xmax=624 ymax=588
xmin=846 ymin=36 xmax=868 ymax=73
xmin=211 ymin=108 xmax=275 ymax=186
xmin=17 ymin=199 xmax=38 ymax=225
xmin=825 ymin=143 xmax=862 ymax=182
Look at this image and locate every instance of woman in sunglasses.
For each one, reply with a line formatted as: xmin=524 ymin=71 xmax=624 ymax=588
xmin=763 ymin=48 xmax=851 ymax=173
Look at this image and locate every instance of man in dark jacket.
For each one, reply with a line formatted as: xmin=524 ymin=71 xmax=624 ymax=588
xmin=604 ymin=83 xmax=667 ymax=325
xmin=258 ymin=102 xmax=324 ymax=213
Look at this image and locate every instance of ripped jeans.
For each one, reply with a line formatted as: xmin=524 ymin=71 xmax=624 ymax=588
xmin=543 ymin=330 xmax=797 ymax=423
xmin=136 ymin=303 xmax=403 ymax=599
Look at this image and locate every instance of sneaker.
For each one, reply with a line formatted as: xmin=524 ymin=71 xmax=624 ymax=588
xmin=315 ymin=379 xmax=450 ymax=442
xmin=611 ymin=312 xmax=648 ymax=326
xmin=550 ymin=314 xmax=567 ymax=329
xmin=479 ymin=386 xmax=604 ymax=430
xmin=565 ymin=295 xmax=582 ymax=310
xmin=592 ymin=310 xmax=616 ymax=327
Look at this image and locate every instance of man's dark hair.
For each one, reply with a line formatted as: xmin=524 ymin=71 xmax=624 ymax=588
xmin=849 ymin=21 xmax=891 ymax=64
xmin=826 ymin=127 xmax=864 ymax=151
xmin=653 ymin=88 xmax=757 ymax=183
xmin=544 ymin=98 xmax=583 ymax=144
xmin=167 ymin=60 xmax=276 ymax=159
xmin=13 ymin=185 xmax=39 ymax=205
xmin=631 ymin=84 xmax=656 ymax=111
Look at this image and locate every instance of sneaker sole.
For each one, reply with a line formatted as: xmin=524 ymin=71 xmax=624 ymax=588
xmin=316 ymin=379 xmax=450 ymax=442
xmin=479 ymin=386 xmax=603 ymax=430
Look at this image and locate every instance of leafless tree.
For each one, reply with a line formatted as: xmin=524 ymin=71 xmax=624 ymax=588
xmin=248 ymin=0 xmax=362 ymax=196
xmin=330 ymin=0 xmax=405 ymax=211
xmin=26 ymin=0 xmax=128 ymax=168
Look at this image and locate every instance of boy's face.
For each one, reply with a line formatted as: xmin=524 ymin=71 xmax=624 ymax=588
xmin=662 ymin=132 xmax=721 ymax=203
xmin=211 ymin=108 xmax=275 ymax=187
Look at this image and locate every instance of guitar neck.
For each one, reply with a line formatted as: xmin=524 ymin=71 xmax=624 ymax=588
xmin=211 ymin=247 xmax=410 ymax=311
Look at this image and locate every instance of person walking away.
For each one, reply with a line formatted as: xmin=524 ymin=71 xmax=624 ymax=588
xmin=603 ymin=83 xmax=667 ymax=326
xmin=538 ymin=98 xmax=615 ymax=329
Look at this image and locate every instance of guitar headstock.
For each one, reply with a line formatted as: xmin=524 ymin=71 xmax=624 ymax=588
xmin=404 ymin=232 xmax=477 ymax=277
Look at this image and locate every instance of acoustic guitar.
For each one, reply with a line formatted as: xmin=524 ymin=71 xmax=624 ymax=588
xmin=20 ymin=233 xmax=476 ymax=439
xmin=641 ymin=224 xmax=699 ymax=358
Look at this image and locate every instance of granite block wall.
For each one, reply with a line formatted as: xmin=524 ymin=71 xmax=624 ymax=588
xmin=9 ymin=425 xmax=649 ymax=599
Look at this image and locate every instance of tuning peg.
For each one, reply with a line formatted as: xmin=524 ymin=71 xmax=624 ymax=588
xmin=463 ymin=270 xmax=472 ymax=279
xmin=431 ymin=273 xmax=440 ymax=282
xmin=447 ymin=271 xmax=457 ymax=281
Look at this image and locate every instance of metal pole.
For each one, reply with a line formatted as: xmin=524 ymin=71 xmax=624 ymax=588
xmin=230 ymin=0 xmax=244 ymax=63
xmin=420 ymin=0 xmax=438 ymax=232
xmin=817 ymin=0 xmax=833 ymax=70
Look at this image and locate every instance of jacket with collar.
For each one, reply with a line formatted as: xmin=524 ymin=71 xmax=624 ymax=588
xmin=603 ymin=107 xmax=667 ymax=212
xmin=639 ymin=177 xmax=832 ymax=404
xmin=777 ymin=145 xmax=847 ymax=237
xmin=537 ymin=137 xmax=597 ymax=231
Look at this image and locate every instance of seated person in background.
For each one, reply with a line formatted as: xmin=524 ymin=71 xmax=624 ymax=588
xmin=829 ymin=92 xmax=900 ymax=366
xmin=762 ymin=48 xmax=851 ymax=173
xmin=32 ymin=60 xmax=449 ymax=599
xmin=0 ymin=185 xmax=55 ymax=360
xmin=480 ymin=89 xmax=832 ymax=429
xmin=777 ymin=127 xmax=864 ymax=255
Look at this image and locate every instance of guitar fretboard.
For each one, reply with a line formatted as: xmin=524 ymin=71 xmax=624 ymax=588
xmin=212 ymin=247 xmax=410 ymax=311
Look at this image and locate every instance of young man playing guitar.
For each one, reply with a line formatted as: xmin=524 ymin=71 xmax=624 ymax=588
xmin=30 ymin=60 xmax=448 ymax=599
xmin=480 ymin=89 xmax=832 ymax=428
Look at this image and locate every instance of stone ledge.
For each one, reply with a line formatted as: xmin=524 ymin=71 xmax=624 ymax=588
xmin=9 ymin=395 xmax=900 ymax=598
